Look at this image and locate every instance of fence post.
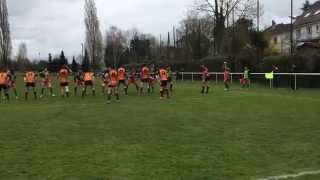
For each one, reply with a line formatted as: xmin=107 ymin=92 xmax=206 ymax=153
xmin=215 ymin=73 xmax=218 ymax=84
xmin=231 ymin=74 xmax=233 ymax=84
xmin=182 ymin=72 xmax=184 ymax=82
xmin=295 ymin=73 xmax=297 ymax=90
xmin=192 ymin=72 xmax=194 ymax=82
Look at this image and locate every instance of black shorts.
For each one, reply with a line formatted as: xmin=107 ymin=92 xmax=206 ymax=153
xmin=84 ymin=81 xmax=93 ymax=86
xmin=204 ymin=77 xmax=210 ymax=82
xmin=160 ymin=80 xmax=168 ymax=87
xmin=60 ymin=82 xmax=69 ymax=87
xmin=141 ymin=78 xmax=149 ymax=83
xmin=26 ymin=83 xmax=36 ymax=87
xmin=108 ymin=84 xmax=117 ymax=88
xmin=118 ymin=80 xmax=126 ymax=85
xmin=0 ymin=84 xmax=7 ymax=90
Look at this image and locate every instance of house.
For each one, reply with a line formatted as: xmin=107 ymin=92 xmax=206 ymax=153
xmin=264 ymin=1 xmax=320 ymax=54
xmin=264 ymin=21 xmax=291 ymax=54
xmin=294 ymin=1 xmax=320 ymax=43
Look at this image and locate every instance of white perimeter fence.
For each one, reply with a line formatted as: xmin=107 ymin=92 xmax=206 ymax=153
xmin=177 ymin=72 xmax=320 ymax=90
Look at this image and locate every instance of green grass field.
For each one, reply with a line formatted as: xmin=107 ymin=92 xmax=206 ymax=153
xmin=1 ymin=80 xmax=320 ymax=180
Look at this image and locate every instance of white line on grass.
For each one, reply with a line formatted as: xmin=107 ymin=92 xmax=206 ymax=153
xmin=258 ymin=170 xmax=320 ymax=180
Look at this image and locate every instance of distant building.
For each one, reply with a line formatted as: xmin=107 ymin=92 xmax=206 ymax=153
xmin=294 ymin=1 xmax=320 ymax=43
xmin=264 ymin=21 xmax=291 ymax=54
xmin=265 ymin=1 xmax=320 ymax=54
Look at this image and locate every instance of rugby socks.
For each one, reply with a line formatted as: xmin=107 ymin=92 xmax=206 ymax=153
xmin=5 ymin=93 xmax=9 ymax=101
xmin=201 ymin=86 xmax=205 ymax=94
xmin=74 ymin=87 xmax=78 ymax=95
xmin=92 ymin=89 xmax=96 ymax=96
xmin=170 ymin=84 xmax=173 ymax=92
xmin=140 ymin=88 xmax=143 ymax=95
xmin=25 ymin=92 xmax=28 ymax=100
xmin=206 ymin=87 xmax=210 ymax=94
xmin=124 ymin=87 xmax=128 ymax=95
xmin=41 ymin=88 xmax=45 ymax=96
xmin=33 ymin=92 xmax=37 ymax=100
xmin=116 ymin=93 xmax=120 ymax=101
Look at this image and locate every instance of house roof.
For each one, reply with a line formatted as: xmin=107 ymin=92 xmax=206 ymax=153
xmin=264 ymin=23 xmax=291 ymax=35
xmin=294 ymin=1 xmax=320 ymax=27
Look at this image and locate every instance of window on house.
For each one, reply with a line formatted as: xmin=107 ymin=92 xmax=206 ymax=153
xmin=296 ymin=29 xmax=301 ymax=38
xmin=317 ymin=25 xmax=320 ymax=32
xmin=307 ymin=26 xmax=312 ymax=35
xmin=304 ymin=13 xmax=311 ymax=17
xmin=273 ymin=37 xmax=278 ymax=44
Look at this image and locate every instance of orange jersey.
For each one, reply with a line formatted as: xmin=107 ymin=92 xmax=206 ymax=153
xmin=0 ymin=72 xmax=8 ymax=85
xmin=84 ymin=72 xmax=94 ymax=81
xmin=25 ymin=71 xmax=36 ymax=83
xmin=141 ymin=67 xmax=150 ymax=79
xmin=159 ymin=69 xmax=168 ymax=81
xmin=59 ymin=68 xmax=69 ymax=83
xmin=109 ymin=70 xmax=118 ymax=86
xmin=118 ymin=68 xmax=126 ymax=80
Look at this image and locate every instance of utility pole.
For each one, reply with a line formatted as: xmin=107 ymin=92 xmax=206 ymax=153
xmin=290 ymin=0 xmax=294 ymax=54
xmin=257 ymin=0 xmax=260 ymax=31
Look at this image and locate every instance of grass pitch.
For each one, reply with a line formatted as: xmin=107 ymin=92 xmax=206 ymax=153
xmin=0 ymin=80 xmax=320 ymax=180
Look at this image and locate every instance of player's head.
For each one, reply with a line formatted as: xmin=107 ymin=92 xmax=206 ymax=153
xmin=244 ymin=66 xmax=248 ymax=70
xmin=141 ymin=64 xmax=146 ymax=68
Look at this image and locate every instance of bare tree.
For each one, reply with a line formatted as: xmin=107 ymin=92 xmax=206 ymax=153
xmin=104 ymin=26 xmax=129 ymax=68
xmin=84 ymin=0 xmax=103 ymax=70
xmin=16 ymin=42 xmax=30 ymax=71
xmin=0 ymin=0 xmax=12 ymax=67
xmin=196 ymin=0 xmax=255 ymax=54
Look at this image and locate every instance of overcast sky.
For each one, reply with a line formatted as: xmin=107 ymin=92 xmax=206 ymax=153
xmin=7 ymin=0 xmax=318 ymax=60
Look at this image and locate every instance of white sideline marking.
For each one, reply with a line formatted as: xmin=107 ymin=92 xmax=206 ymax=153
xmin=258 ymin=170 xmax=320 ymax=180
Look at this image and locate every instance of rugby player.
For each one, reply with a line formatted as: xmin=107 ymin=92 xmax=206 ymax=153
xmin=201 ymin=65 xmax=210 ymax=94
xmin=40 ymin=68 xmax=55 ymax=98
xmin=0 ymin=68 xmax=10 ymax=101
xmin=82 ymin=70 xmax=95 ymax=97
xmin=107 ymin=68 xmax=119 ymax=104
xmin=24 ymin=69 xmax=38 ymax=100
xmin=58 ymin=65 xmax=72 ymax=98
xmin=117 ymin=66 xmax=128 ymax=95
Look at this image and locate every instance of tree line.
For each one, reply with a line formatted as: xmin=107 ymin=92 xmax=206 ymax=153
xmin=1 ymin=0 xmax=316 ymax=73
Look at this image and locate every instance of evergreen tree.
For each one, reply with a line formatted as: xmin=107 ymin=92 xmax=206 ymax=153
xmin=71 ymin=56 xmax=79 ymax=72
xmin=82 ymin=49 xmax=90 ymax=71
xmin=59 ymin=51 xmax=68 ymax=66
xmin=302 ymin=0 xmax=311 ymax=12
